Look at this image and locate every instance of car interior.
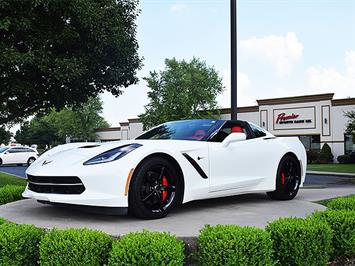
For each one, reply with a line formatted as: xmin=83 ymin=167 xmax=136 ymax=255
xmin=209 ymin=121 xmax=252 ymax=142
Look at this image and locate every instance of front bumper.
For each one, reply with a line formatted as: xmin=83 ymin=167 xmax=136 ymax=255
xmin=22 ymin=163 xmax=132 ymax=208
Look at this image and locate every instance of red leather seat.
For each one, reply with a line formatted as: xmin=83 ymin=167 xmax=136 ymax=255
xmin=231 ymin=126 xmax=243 ymax=133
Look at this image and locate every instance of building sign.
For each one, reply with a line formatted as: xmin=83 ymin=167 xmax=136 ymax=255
xmin=273 ymin=107 xmax=316 ymax=130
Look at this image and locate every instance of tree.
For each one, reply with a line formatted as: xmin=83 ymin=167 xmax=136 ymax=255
xmin=15 ymin=97 xmax=109 ymax=147
xmin=0 ymin=126 xmax=12 ymax=145
xmin=319 ymin=143 xmax=333 ymax=164
xmin=139 ymin=58 xmax=224 ymax=129
xmin=0 ymin=0 xmax=141 ymax=125
xmin=345 ymin=110 xmax=355 ymax=136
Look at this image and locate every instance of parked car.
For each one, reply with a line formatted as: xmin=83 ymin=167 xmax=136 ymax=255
xmin=24 ymin=119 xmax=306 ymax=219
xmin=0 ymin=146 xmax=38 ymax=166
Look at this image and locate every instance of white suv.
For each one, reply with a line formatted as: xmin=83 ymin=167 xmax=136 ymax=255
xmin=0 ymin=146 xmax=38 ymax=166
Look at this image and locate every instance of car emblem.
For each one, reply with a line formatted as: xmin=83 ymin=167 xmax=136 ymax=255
xmin=42 ymin=160 xmax=52 ymax=166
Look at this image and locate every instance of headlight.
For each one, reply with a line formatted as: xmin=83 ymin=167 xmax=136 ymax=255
xmin=83 ymin=144 xmax=142 ymax=165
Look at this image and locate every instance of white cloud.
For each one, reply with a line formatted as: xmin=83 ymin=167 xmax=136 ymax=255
xmin=240 ymin=32 xmax=304 ymax=76
xmin=217 ymin=70 xmax=256 ymax=108
xmin=170 ymin=3 xmax=188 ymax=13
xmin=307 ymin=50 xmax=355 ymax=98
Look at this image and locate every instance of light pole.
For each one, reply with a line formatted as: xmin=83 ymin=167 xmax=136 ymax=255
xmin=230 ymin=0 xmax=237 ymax=120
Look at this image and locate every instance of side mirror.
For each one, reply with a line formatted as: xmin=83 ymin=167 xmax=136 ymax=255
xmin=4 ymin=151 xmax=9 ymax=154
xmin=222 ymin=132 xmax=246 ymax=147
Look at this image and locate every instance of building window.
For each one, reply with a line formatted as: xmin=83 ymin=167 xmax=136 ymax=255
xmin=298 ymin=135 xmax=320 ymax=151
xmin=344 ymin=134 xmax=355 ymax=154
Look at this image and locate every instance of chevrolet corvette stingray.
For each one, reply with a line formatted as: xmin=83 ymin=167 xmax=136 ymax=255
xmin=23 ymin=119 xmax=306 ymax=219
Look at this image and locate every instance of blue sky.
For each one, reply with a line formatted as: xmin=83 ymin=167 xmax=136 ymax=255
xmin=101 ymin=0 xmax=355 ymax=126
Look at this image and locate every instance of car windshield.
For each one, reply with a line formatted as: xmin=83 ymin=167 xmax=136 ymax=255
xmin=0 ymin=147 xmax=9 ymax=153
xmin=136 ymin=120 xmax=224 ymax=141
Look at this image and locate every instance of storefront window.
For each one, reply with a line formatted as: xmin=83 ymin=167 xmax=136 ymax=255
xmin=298 ymin=135 xmax=320 ymax=151
xmin=344 ymin=134 xmax=355 ymax=154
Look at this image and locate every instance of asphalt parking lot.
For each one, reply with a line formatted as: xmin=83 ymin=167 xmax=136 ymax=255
xmin=0 ymin=165 xmax=27 ymax=178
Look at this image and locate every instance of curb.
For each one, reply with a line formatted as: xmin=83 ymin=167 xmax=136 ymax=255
xmin=307 ymin=171 xmax=355 ymax=178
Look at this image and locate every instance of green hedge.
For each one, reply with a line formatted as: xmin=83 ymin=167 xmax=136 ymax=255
xmin=312 ymin=210 xmax=355 ymax=258
xmin=327 ymin=195 xmax=355 ymax=211
xmin=39 ymin=228 xmax=112 ymax=266
xmin=0 ymin=223 xmax=45 ymax=266
xmin=0 ymin=218 xmax=7 ymax=225
xmin=198 ymin=225 xmax=274 ymax=266
xmin=0 ymin=185 xmax=25 ymax=205
xmin=266 ymin=217 xmax=332 ymax=266
xmin=108 ymin=231 xmax=184 ymax=266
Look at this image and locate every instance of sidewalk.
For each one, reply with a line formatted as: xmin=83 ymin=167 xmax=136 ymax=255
xmin=307 ymin=171 xmax=355 ymax=177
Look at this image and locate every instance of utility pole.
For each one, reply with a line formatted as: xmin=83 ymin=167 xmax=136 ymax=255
xmin=230 ymin=0 xmax=237 ymax=120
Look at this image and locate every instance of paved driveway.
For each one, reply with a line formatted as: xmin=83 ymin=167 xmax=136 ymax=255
xmin=0 ymin=165 xmax=27 ymax=178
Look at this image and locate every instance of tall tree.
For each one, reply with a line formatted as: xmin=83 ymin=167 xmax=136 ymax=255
xmin=139 ymin=58 xmax=224 ymax=129
xmin=15 ymin=97 xmax=109 ymax=147
xmin=0 ymin=126 xmax=12 ymax=145
xmin=0 ymin=0 xmax=141 ymax=125
xmin=345 ymin=110 xmax=355 ymax=137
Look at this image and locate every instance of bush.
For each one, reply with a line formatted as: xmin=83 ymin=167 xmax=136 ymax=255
xmin=327 ymin=195 xmax=355 ymax=211
xmin=337 ymin=155 xmax=352 ymax=164
xmin=198 ymin=225 xmax=274 ymax=266
xmin=39 ymin=228 xmax=112 ymax=266
xmin=0 ymin=223 xmax=45 ymax=266
xmin=312 ymin=210 xmax=355 ymax=258
xmin=108 ymin=231 xmax=184 ymax=266
xmin=0 ymin=185 xmax=24 ymax=205
xmin=318 ymin=143 xmax=333 ymax=163
xmin=307 ymin=150 xmax=319 ymax=163
xmin=0 ymin=218 xmax=7 ymax=225
xmin=266 ymin=217 xmax=332 ymax=266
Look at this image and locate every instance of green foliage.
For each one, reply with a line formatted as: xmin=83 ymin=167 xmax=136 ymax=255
xmin=15 ymin=97 xmax=109 ymax=147
xmin=39 ymin=228 xmax=112 ymax=266
xmin=198 ymin=225 xmax=274 ymax=266
xmin=139 ymin=57 xmax=224 ymax=129
xmin=327 ymin=195 xmax=355 ymax=211
xmin=0 ymin=172 xmax=27 ymax=188
xmin=0 ymin=223 xmax=45 ymax=266
xmin=0 ymin=0 xmax=141 ymax=125
xmin=307 ymin=150 xmax=320 ymax=163
xmin=0 ymin=127 xmax=12 ymax=145
xmin=319 ymin=143 xmax=333 ymax=163
xmin=345 ymin=110 xmax=355 ymax=136
xmin=108 ymin=231 xmax=184 ymax=266
xmin=266 ymin=217 xmax=333 ymax=266
xmin=0 ymin=218 xmax=7 ymax=225
xmin=337 ymin=154 xmax=353 ymax=164
xmin=0 ymin=185 xmax=25 ymax=205
xmin=312 ymin=210 xmax=355 ymax=258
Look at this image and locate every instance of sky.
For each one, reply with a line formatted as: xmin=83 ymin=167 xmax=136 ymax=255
xmin=98 ymin=0 xmax=354 ymax=126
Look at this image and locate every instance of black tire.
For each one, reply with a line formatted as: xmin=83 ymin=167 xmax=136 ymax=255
xmin=267 ymin=154 xmax=301 ymax=200
xmin=128 ymin=157 xmax=183 ymax=219
xmin=27 ymin=157 xmax=36 ymax=166
xmin=0 ymin=158 xmax=2 ymax=166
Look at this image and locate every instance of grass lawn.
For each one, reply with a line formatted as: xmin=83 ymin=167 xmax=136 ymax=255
xmin=307 ymin=163 xmax=355 ymax=173
xmin=0 ymin=172 xmax=26 ymax=188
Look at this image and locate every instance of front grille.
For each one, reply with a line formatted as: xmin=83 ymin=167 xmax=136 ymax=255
xmin=27 ymin=175 xmax=85 ymax=194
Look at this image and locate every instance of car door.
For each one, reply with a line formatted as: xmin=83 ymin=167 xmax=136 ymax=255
xmin=2 ymin=148 xmax=18 ymax=164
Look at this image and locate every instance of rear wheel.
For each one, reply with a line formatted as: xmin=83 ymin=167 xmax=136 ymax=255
xmin=27 ymin=157 xmax=36 ymax=166
xmin=267 ymin=155 xmax=301 ymax=200
xmin=128 ymin=157 xmax=183 ymax=219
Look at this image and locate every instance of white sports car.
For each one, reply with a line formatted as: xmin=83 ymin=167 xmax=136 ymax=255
xmin=23 ymin=119 xmax=306 ymax=219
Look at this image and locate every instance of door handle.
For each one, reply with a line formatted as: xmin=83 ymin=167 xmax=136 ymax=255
xmin=197 ymin=156 xmax=204 ymax=160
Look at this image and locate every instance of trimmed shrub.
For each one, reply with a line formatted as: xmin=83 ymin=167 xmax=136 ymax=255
xmin=0 ymin=218 xmax=7 ymax=225
xmin=312 ymin=210 xmax=355 ymax=258
xmin=108 ymin=231 xmax=184 ymax=266
xmin=337 ymin=154 xmax=352 ymax=164
xmin=307 ymin=150 xmax=319 ymax=163
xmin=39 ymin=228 xmax=112 ymax=266
xmin=0 ymin=223 xmax=45 ymax=266
xmin=198 ymin=225 xmax=274 ymax=266
xmin=327 ymin=195 xmax=355 ymax=211
xmin=266 ymin=217 xmax=332 ymax=266
xmin=0 ymin=185 xmax=25 ymax=205
xmin=319 ymin=143 xmax=333 ymax=163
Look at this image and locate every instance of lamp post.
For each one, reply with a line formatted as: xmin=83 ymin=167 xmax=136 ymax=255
xmin=230 ymin=0 xmax=237 ymax=120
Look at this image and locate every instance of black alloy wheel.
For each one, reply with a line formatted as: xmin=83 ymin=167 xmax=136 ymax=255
xmin=128 ymin=157 xmax=183 ymax=219
xmin=267 ymin=154 xmax=301 ymax=200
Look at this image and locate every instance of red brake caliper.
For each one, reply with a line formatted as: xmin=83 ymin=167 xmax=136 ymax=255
xmin=161 ymin=176 xmax=168 ymax=202
xmin=281 ymin=172 xmax=285 ymax=186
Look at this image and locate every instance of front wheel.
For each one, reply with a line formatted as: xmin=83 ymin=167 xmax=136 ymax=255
xmin=267 ymin=155 xmax=301 ymax=200
xmin=128 ymin=157 xmax=183 ymax=219
xmin=27 ymin=157 xmax=36 ymax=166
